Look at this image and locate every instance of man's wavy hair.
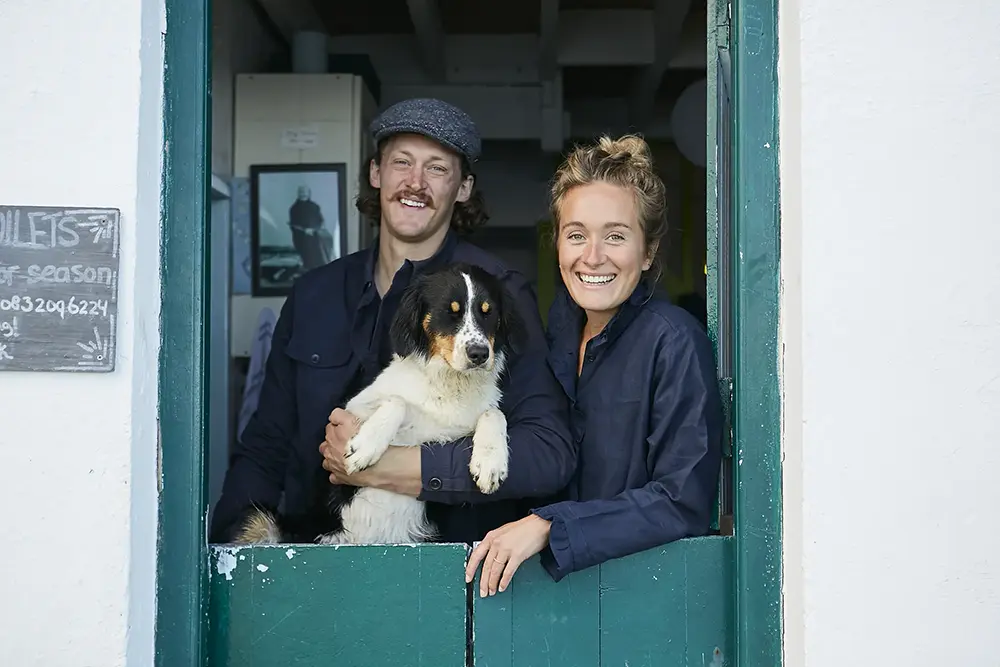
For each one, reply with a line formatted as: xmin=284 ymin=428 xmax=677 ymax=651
xmin=355 ymin=139 xmax=490 ymax=235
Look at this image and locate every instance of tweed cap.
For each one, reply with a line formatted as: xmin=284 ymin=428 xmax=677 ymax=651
xmin=370 ymin=98 xmax=482 ymax=164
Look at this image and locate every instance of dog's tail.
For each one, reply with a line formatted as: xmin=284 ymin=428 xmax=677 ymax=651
xmin=233 ymin=507 xmax=283 ymax=545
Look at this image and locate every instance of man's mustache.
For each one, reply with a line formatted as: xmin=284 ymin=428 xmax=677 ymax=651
xmin=394 ymin=191 xmax=435 ymax=208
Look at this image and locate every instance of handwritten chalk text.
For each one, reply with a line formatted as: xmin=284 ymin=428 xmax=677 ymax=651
xmin=22 ymin=263 xmax=116 ymax=287
xmin=0 ymin=316 xmax=18 ymax=339
xmin=0 ymin=209 xmax=86 ymax=249
xmin=0 ymin=295 xmax=110 ymax=320
xmin=0 ymin=264 xmax=17 ymax=287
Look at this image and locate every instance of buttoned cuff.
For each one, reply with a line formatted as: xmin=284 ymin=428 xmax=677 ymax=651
xmin=417 ymin=437 xmax=475 ymax=504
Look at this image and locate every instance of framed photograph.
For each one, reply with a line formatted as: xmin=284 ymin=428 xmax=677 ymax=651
xmin=249 ymin=163 xmax=348 ymax=296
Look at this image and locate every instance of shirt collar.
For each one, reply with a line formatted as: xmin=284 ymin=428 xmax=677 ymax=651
xmin=549 ymin=275 xmax=657 ymax=350
xmin=360 ymin=228 xmax=460 ymax=302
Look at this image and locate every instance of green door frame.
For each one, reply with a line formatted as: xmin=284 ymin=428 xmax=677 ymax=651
xmin=728 ymin=0 xmax=783 ymax=662
xmin=154 ymin=0 xmax=781 ymax=664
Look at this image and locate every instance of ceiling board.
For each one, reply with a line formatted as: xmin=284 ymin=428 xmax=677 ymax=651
xmin=312 ymin=0 xmax=414 ymax=34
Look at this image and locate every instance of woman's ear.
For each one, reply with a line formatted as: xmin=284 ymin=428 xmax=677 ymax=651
xmin=389 ymin=282 xmax=428 ymax=358
xmin=642 ymin=240 xmax=660 ymax=272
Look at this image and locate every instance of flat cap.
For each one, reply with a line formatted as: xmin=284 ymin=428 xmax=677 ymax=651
xmin=370 ymin=98 xmax=482 ymax=164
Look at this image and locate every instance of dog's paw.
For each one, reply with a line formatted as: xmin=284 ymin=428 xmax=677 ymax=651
xmin=343 ymin=434 xmax=380 ymax=474
xmin=469 ymin=429 xmax=509 ymax=494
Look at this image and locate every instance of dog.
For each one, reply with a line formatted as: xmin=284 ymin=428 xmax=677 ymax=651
xmin=234 ymin=262 xmax=527 ymax=545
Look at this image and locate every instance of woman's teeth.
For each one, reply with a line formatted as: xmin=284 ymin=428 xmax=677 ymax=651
xmin=578 ymin=273 xmax=616 ymax=285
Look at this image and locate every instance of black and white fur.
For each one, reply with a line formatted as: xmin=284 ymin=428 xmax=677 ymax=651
xmin=234 ymin=262 xmax=526 ymax=545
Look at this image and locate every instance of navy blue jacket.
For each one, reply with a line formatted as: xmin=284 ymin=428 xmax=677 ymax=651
xmin=210 ymin=231 xmax=578 ymax=544
xmin=532 ymin=280 xmax=723 ymax=581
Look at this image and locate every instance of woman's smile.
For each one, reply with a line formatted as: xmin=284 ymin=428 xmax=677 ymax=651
xmin=576 ymin=272 xmax=618 ymax=286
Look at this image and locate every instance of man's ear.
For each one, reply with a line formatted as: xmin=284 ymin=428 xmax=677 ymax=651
xmin=389 ymin=282 xmax=429 ymax=358
xmin=456 ymin=174 xmax=474 ymax=203
xmin=369 ymin=158 xmax=381 ymax=189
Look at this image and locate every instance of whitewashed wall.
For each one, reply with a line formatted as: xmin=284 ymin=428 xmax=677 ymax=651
xmin=780 ymin=0 xmax=1000 ymax=665
xmin=0 ymin=0 xmax=163 ymax=665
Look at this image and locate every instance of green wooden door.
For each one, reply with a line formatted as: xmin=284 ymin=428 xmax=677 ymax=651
xmin=471 ymin=538 xmax=733 ymax=666
xmin=469 ymin=4 xmax=739 ymax=665
xmin=208 ymin=545 xmax=469 ymax=666
xmin=159 ymin=0 xmax=781 ymax=665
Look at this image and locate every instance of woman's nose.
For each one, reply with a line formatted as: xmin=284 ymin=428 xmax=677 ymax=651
xmin=583 ymin=241 xmax=605 ymax=266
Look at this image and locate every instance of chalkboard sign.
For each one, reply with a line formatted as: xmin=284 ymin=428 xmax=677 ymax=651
xmin=0 ymin=205 xmax=120 ymax=372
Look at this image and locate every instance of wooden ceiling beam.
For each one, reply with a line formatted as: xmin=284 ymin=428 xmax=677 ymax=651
xmin=406 ymin=0 xmax=447 ymax=81
xmin=538 ymin=0 xmax=560 ymax=81
xmin=254 ymin=0 xmax=324 ymax=41
xmin=628 ymin=0 xmax=692 ymax=131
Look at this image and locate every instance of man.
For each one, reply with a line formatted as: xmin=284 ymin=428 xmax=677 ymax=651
xmin=210 ymin=98 xmax=577 ymax=544
xmin=287 ymin=185 xmax=332 ymax=272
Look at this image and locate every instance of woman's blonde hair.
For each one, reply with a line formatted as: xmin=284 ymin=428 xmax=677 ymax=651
xmin=549 ymin=134 xmax=667 ymax=281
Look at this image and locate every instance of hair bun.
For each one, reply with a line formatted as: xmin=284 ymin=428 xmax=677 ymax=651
xmin=598 ymin=134 xmax=653 ymax=171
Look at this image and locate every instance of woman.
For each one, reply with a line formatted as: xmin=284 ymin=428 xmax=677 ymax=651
xmin=465 ymin=135 xmax=724 ymax=596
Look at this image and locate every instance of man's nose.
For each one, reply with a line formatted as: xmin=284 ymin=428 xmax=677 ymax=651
xmin=404 ymin=166 xmax=426 ymax=191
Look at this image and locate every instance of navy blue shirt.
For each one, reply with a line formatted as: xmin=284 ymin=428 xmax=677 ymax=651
xmin=210 ymin=231 xmax=578 ymax=544
xmin=532 ymin=279 xmax=724 ymax=581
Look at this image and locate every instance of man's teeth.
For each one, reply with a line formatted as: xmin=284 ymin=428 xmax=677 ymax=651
xmin=400 ymin=198 xmax=427 ymax=208
xmin=578 ymin=273 xmax=616 ymax=285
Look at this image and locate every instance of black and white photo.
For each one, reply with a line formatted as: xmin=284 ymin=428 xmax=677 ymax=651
xmin=250 ymin=163 xmax=347 ymax=296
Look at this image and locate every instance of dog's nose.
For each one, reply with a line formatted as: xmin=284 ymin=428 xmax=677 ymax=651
xmin=466 ymin=343 xmax=490 ymax=366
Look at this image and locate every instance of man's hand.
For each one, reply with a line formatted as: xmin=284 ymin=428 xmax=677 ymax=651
xmin=464 ymin=514 xmax=552 ymax=597
xmin=319 ymin=408 xmax=423 ymax=497
xmin=320 ymin=408 xmax=368 ymax=485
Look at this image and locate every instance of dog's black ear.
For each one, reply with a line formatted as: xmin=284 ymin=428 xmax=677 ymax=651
xmin=496 ymin=286 xmax=530 ymax=357
xmin=390 ymin=280 xmax=428 ymax=358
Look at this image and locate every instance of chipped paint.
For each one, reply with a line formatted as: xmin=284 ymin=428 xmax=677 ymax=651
xmin=215 ymin=548 xmax=242 ymax=581
xmin=256 ymin=564 xmax=269 ymax=573
xmin=285 ymin=548 xmax=296 ymax=559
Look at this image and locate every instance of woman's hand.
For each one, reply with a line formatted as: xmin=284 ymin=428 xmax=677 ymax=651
xmin=465 ymin=514 xmax=552 ymax=597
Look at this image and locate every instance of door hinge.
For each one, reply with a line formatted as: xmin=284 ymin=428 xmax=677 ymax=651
xmin=719 ymin=376 xmax=734 ymax=457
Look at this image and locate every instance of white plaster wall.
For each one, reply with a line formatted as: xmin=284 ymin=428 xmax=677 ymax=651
xmin=780 ymin=0 xmax=1000 ymax=664
xmin=0 ymin=0 xmax=163 ymax=665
